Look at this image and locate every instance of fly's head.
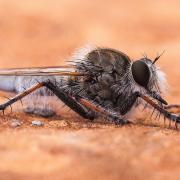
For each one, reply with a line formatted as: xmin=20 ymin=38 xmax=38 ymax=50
xmin=131 ymin=53 xmax=168 ymax=105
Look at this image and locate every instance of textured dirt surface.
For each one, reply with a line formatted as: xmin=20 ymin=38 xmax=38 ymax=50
xmin=0 ymin=1 xmax=180 ymax=180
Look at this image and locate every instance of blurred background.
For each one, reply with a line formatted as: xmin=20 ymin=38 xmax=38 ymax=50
xmin=0 ymin=1 xmax=180 ymax=179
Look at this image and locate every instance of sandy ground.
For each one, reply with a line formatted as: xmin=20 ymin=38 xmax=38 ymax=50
xmin=0 ymin=0 xmax=180 ymax=179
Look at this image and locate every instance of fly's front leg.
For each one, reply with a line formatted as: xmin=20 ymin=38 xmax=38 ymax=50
xmin=118 ymin=91 xmax=180 ymax=127
xmin=165 ymin=104 xmax=180 ymax=110
xmin=138 ymin=93 xmax=180 ymax=127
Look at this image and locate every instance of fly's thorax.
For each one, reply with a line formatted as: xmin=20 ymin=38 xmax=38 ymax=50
xmin=72 ymin=46 xmax=131 ymax=78
xmin=86 ymin=48 xmax=131 ymax=73
xmin=90 ymin=49 xmax=131 ymax=78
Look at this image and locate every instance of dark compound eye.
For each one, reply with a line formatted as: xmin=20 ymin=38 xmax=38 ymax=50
xmin=131 ymin=60 xmax=150 ymax=87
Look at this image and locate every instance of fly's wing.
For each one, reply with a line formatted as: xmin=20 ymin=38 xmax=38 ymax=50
xmin=0 ymin=65 xmax=87 ymax=117
xmin=0 ymin=65 xmax=86 ymax=103
xmin=0 ymin=65 xmax=86 ymax=76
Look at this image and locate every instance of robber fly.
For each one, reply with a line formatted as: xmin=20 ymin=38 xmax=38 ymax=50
xmin=0 ymin=45 xmax=179 ymax=127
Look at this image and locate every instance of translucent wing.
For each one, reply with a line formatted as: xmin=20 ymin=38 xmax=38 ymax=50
xmin=0 ymin=65 xmax=86 ymax=76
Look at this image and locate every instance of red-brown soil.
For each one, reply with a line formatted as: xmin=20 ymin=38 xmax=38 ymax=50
xmin=0 ymin=1 xmax=180 ymax=179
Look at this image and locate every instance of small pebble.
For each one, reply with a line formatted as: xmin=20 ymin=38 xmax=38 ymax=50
xmin=32 ymin=120 xmax=44 ymax=126
xmin=10 ymin=119 xmax=22 ymax=128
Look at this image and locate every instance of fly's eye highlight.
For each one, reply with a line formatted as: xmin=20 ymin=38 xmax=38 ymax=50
xmin=131 ymin=60 xmax=150 ymax=87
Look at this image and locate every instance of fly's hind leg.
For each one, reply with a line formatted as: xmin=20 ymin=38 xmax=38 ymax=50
xmin=0 ymin=83 xmax=44 ymax=113
xmin=0 ymin=82 xmax=96 ymax=120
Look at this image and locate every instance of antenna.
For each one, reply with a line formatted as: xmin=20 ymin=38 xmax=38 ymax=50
xmin=152 ymin=50 xmax=165 ymax=64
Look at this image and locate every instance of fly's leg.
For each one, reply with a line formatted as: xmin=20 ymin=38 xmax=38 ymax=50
xmin=0 ymin=82 xmax=96 ymax=120
xmin=121 ymin=91 xmax=180 ymax=126
xmin=0 ymin=82 xmax=135 ymax=125
xmin=2 ymin=81 xmax=179 ymax=127
xmin=43 ymin=82 xmax=96 ymax=120
xmin=165 ymin=104 xmax=180 ymax=110
xmin=44 ymin=81 xmax=131 ymax=125
xmin=78 ymin=98 xmax=131 ymax=125
xmin=116 ymin=91 xmax=180 ymax=127
xmin=73 ymin=90 xmax=141 ymax=125
xmin=118 ymin=92 xmax=180 ymax=128
xmin=0 ymin=83 xmax=44 ymax=113
xmin=138 ymin=93 xmax=180 ymax=127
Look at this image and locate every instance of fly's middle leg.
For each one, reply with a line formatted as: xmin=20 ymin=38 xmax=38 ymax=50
xmin=43 ymin=82 xmax=96 ymax=120
xmin=78 ymin=98 xmax=131 ymax=125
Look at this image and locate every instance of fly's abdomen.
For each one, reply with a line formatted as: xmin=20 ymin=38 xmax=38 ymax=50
xmin=0 ymin=76 xmax=17 ymax=92
xmin=14 ymin=76 xmax=55 ymax=95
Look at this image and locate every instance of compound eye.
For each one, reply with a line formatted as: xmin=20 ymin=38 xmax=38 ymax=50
xmin=131 ymin=60 xmax=150 ymax=87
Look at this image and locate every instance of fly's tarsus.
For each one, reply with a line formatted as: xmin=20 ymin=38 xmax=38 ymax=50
xmin=165 ymin=104 xmax=180 ymax=110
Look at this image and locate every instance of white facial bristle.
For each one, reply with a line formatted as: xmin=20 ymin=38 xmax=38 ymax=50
xmin=156 ymin=67 xmax=168 ymax=94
